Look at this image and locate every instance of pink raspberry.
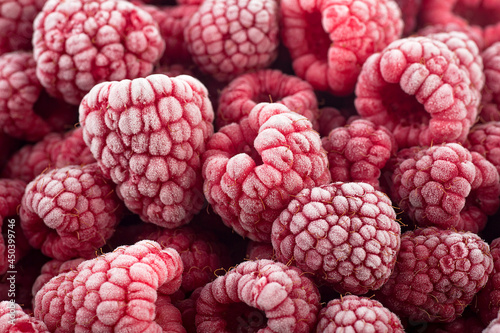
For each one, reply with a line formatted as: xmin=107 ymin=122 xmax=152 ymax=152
xmin=195 ymin=259 xmax=321 ymax=333
xmin=20 ymin=163 xmax=124 ymax=261
xmin=480 ymin=43 xmax=500 ymax=122
xmin=52 ymin=127 xmax=96 ymax=168
xmin=417 ymin=23 xmax=485 ymax=51
xmin=395 ymin=0 xmax=421 ymax=35
xmin=322 ymin=119 xmax=396 ymax=189
xmin=355 ymin=36 xmax=476 ymax=148
xmin=272 ymin=182 xmax=401 ymax=295
xmin=474 ymin=237 xmax=500 ymax=326
xmin=280 ymin=0 xmax=403 ymax=96
xmin=246 ymin=241 xmax=274 ymax=260
xmin=203 ymin=103 xmax=331 ymax=242
xmin=216 ymin=69 xmax=319 ymax=130
xmin=0 ymin=51 xmax=77 ymax=141
xmin=0 ymin=0 xmax=46 ymax=54
xmin=466 ymin=122 xmax=500 ymax=175
xmin=315 ymin=295 xmax=404 ymax=332
xmin=34 ymin=240 xmax=184 ymax=332
xmin=142 ymin=225 xmax=230 ymax=293
xmin=0 ymin=301 xmax=49 ymax=333
xmin=376 ymin=227 xmax=493 ymax=323
xmin=80 ymin=74 xmax=214 ymax=228
xmin=419 ymin=0 xmax=500 ymax=49
xmin=317 ymin=106 xmax=347 ymax=137
xmin=32 ymin=0 xmax=166 ymax=105
xmin=184 ymin=0 xmax=280 ymax=82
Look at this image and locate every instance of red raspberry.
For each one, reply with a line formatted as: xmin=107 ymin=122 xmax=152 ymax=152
xmin=417 ymin=23 xmax=485 ymax=51
xmin=246 ymin=241 xmax=274 ymax=260
xmin=0 ymin=301 xmax=49 ymax=332
xmin=317 ymin=106 xmax=347 ymax=138
xmin=52 ymin=127 xmax=96 ymax=168
xmin=419 ymin=0 xmax=500 ymax=49
xmin=184 ymin=0 xmax=279 ymax=82
xmin=395 ymin=0 xmax=421 ymax=35
xmin=202 ymin=103 xmax=331 ymax=242
xmin=0 ymin=0 xmax=46 ymax=54
xmin=315 ymin=295 xmax=404 ymax=332
xmin=195 ymin=259 xmax=321 ymax=333
xmin=424 ymin=308 xmax=485 ymax=333
xmin=20 ymin=163 xmax=124 ymax=261
xmin=322 ymin=119 xmax=396 ymax=189
xmin=34 ymin=240 xmax=184 ymax=332
xmin=376 ymin=227 xmax=493 ymax=323
xmin=480 ymin=43 xmax=500 ymax=122
xmin=272 ymin=182 xmax=400 ymax=295
xmin=33 ymin=0 xmax=166 ymax=105
xmin=355 ymin=36 xmax=477 ymax=148
xmin=474 ymin=237 xmax=500 ymax=326
xmin=142 ymin=225 xmax=230 ymax=293
xmin=0 ymin=51 xmax=77 ymax=141
xmin=216 ymin=69 xmax=319 ymax=130
xmin=466 ymin=122 xmax=500 ymax=175
xmin=280 ymin=0 xmax=403 ymax=96
xmin=79 ymin=74 xmax=214 ymax=228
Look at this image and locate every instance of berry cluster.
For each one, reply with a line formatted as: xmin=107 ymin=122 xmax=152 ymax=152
xmin=2 ymin=0 xmax=500 ymax=331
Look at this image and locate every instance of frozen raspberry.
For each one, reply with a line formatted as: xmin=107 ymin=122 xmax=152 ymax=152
xmin=52 ymin=127 xmax=96 ymax=168
xmin=317 ymin=107 xmax=347 ymax=137
xmin=480 ymin=43 xmax=500 ymax=122
xmin=466 ymin=122 xmax=500 ymax=175
xmin=0 ymin=301 xmax=49 ymax=332
xmin=417 ymin=23 xmax=485 ymax=51
xmin=315 ymin=295 xmax=404 ymax=332
xmin=196 ymin=259 xmax=321 ymax=333
xmin=216 ymin=69 xmax=319 ymax=130
xmin=79 ymin=74 xmax=214 ymax=228
xmin=203 ymin=103 xmax=331 ymax=242
xmin=280 ymin=0 xmax=403 ymax=96
xmin=355 ymin=36 xmax=476 ymax=148
xmin=395 ymin=0 xmax=421 ymax=35
xmin=20 ymin=163 xmax=124 ymax=261
xmin=322 ymin=119 xmax=396 ymax=189
xmin=0 ymin=0 xmax=46 ymax=54
xmin=376 ymin=227 xmax=493 ymax=323
xmin=419 ymin=0 xmax=500 ymax=49
xmin=142 ymin=225 xmax=230 ymax=293
xmin=32 ymin=0 xmax=165 ymax=105
xmin=0 ymin=51 xmax=77 ymax=141
xmin=140 ymin=3 xmax=198 ymax=66
xmin=272 ymin=182 xmax=400 ymax=295
xmin=246 ymin=241 xmax=274 ymax=260
xmin=184 ymin=0 xmax=279 ymax=82
xmin=34 ymin=240 xmax=184 ymax=332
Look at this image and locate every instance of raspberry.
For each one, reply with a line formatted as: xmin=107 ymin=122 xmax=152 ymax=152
xmin=0 ymin=301 xmax=49 ymax=332
xmin=480 ymin=42 xmax=500 ymax=122
xmin=355 ymin=36 xmax=478 ymax=148
xmin=80 ymin=74 xmax=214 ymax=228
xmin=202 ymin=103 xmax=331 ymax=242
xmin=317 ymin=106 xmax=347 ymax=138
xmin=466 ymin=122 xmax=500 ymax=175
xmin=424 ymin=308 xmax=485 ymax=333
xmin=419 ymin=0 xmax=500 ymax=49
xmin=322 ymin=119 xmax=396 ymax=189
xmin=142 ymin=225 xmax=230 ymax=293
xmin=184 ymin=0 xmax=279 ymax=82
xmin=315 ymin=295 xmax=404 ymax=332
xmin=474 ymin=237 xmax=500 ymax=326
xmin=52 ymin=127 xmax=96 ymax=168
xmin=0 ymin=51 xmax=77 ymax=141
xmin=140 ymin=3 xmax=198 ymax=66
xmin=34 ymin=240 xmax=184 ymax=332
xmin=0 ymin=0 xmax=46 ymax=54
xmin=246 ymin=241 xmax=274 ymax=260
xmin=216 ymin=69 xmax=319 ymax=130
xmin=417 ymin=23 xmax=485 ymax=51
xmin=174 ymin=287 xmax=202 ymax=333
xmin=271 ymin=182 xmax=400 ymax=295
xmin=33 ymin=0 xmax=166 ymax=105
xmin=195 ymin=259 xmax=321 ymax=333
xmin=20 ymin=163 xmax=124 ymax=261
xmin=280 ymin=0 xmax=403 ymax=96
xmin=395 ymin=0 xmax=421 ymax=35
xmin=376 ymin=227 xmax=493 ymax=323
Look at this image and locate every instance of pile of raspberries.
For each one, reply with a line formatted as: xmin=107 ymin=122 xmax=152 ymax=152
xmin=4 ymin=0 xmax=500 ymax=332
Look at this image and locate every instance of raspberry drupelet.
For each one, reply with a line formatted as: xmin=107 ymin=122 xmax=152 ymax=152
xmin=184 ymin=0 xmax=280 ymax=82
xmin=79 ymin=74 xmax=214 ymax=229
xmin=20 ymin=163 xmax=124 ymax=261
xmin=315 ymin=295 xmax=404 ymax=332
xmin=271 ymin=182 xmax=401 ymax=295
xmin=195 ymin=259 xmax=321 ymax=333
xmin=32 ymin=0 xmax=166 ymax=105
xmin=0 ymin=301 xmax=49 ymax=332
xmin=34 ymin=240 xmax=185 ymax=332
xmin=202 ymin=102 xmax=331 ymax=242
xmin=376 ymin=227 xmax=493 ymax=323
xmin=280 ymin=0 xmax=403 ymax=96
